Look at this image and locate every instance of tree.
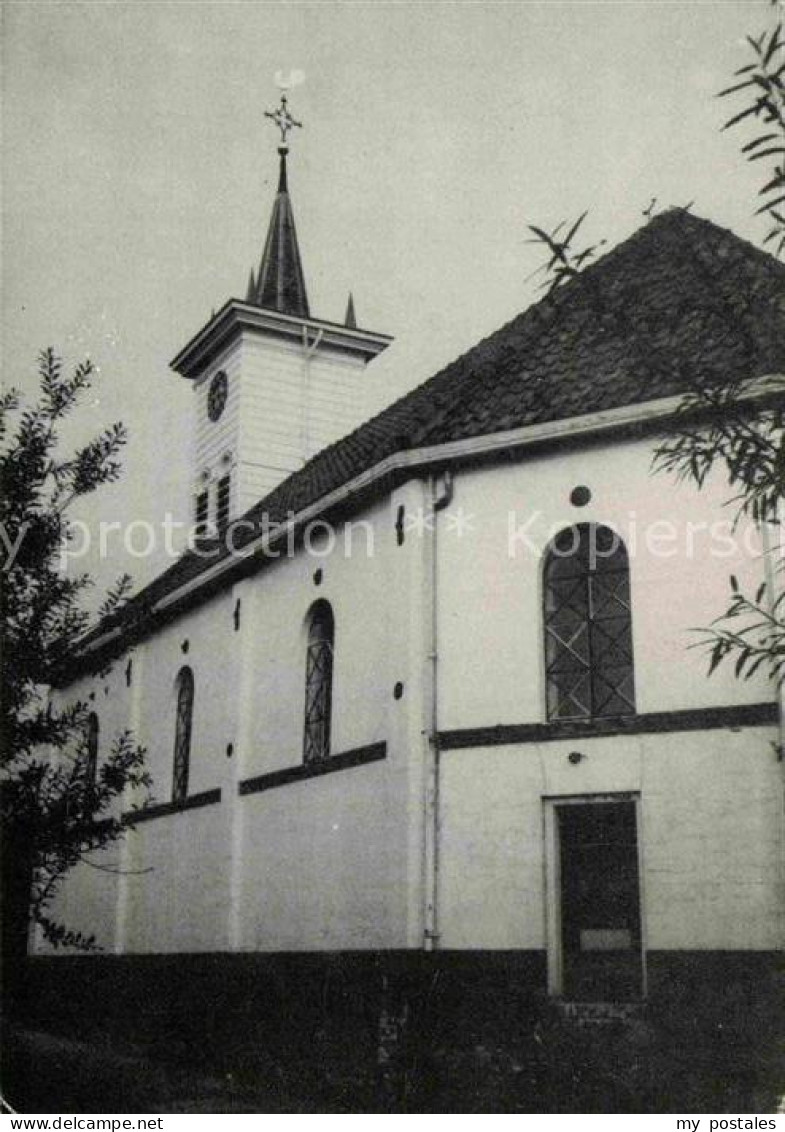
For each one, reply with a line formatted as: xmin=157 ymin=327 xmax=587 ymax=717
xmin=0 ymin=348 xmax=151 ymax=964
xmin=527 ymin=1 xmax=785 ymax=697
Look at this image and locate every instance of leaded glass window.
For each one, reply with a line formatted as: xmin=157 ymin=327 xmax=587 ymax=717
xmin=303 ymin=602 xmax=334 ymax=763
xmin=172 ymin=667 xmax=194 ymax=802
xmin=194 ymin=491 xmax=209 ymax=538
xmin=544 ymin=524 xmax=635 ymax=721
xmin=216 ymin=475 xmax=231 ymax=533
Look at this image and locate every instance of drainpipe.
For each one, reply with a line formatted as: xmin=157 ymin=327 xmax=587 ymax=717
xmin=301 ymin=326 xmax=324 ymax=463
xmin=761 ymin=510 xmax=785 ymax=948
xmin=114 ymin=642 xmax=145 ymax=954
xmin=423 ymin=470 xmax=453 ymax=951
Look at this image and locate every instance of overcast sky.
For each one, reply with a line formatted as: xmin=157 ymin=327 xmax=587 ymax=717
xmin=2 ymin=0 xmax=776 ymax=593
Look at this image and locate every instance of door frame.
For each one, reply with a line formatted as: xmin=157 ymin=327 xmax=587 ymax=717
xmin=543 ymin=791 xmax=647 ymax=1000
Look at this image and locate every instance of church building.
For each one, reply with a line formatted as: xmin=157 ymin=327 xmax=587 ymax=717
xmin=34 ymin=92 xmax=785 ymax=1088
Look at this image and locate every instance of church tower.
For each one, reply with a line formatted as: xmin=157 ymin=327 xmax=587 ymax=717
xmin=170 ymin=90 xmax=392 ymax=531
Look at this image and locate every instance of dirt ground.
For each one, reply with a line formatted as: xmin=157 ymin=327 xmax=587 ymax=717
xmin=1 ymin=1027 xmax=327 ymax=1114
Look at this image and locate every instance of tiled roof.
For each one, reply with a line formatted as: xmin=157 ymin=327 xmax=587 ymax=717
xmin=89 ymin=209 xmax=785 ymax=644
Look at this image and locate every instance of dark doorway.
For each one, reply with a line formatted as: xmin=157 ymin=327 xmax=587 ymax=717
xmin=557 ymin=799 xmax=643 ymax=1001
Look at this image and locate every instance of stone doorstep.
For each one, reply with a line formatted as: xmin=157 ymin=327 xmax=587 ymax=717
xmin=556 ymin=1000 xmax=646 ymax=1025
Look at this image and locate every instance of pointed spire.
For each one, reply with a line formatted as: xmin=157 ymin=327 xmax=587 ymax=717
xmin=250 ymin=150 xmax=310 ymax=318
xmin=247 ymin=93 xmax=310 ymax=318
xmin=345 ymin=292 xmax=357 ymax=329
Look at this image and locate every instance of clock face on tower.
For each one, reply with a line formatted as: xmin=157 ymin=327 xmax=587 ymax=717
xmin=207 ymin=371 xmax=228 ymax=422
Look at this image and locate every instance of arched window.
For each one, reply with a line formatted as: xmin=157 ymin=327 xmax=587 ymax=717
xmin=216 ymin=474 xmax=231 ymax=533
xmin=85 ymin=712 xmax=99 ymax=783
xmin=303 ymin=602 xmax=334 ymax=763
xmin=172 ymin=667 xmax=194 ymax=802
xmin=544 ymin=523 xmax=635 ymax=721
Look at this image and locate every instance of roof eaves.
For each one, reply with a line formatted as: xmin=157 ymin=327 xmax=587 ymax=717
xmin=171 ymin=301 xmax=393 ymax=379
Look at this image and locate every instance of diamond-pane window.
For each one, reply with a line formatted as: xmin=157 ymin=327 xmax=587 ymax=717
xmin=216 ymin=475 xmax=231 ymax=533
xmin=303 ymin=602 xmax=334 ymax=763
xmin=172 ymin=667 xmax=194 ymax=802
xmin=544 ymin=524 xmax=635 ymax=721
xmin=194 ymin=491 xmax=209 ymax=538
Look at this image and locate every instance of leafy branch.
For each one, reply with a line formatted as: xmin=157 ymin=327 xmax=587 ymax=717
xmin=694 ymin=571 xmax=785 ymax=689
xmin=719 ymin=16 xmax=785 ymax=256
xmin=526 ymin=212 xmax=607 ymax=294
xmin=654 ymin=379 xmax=785 ymax=527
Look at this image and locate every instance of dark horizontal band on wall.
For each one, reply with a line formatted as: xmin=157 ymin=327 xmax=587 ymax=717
xmin=123 ymin=788 xmax=222 ymax=825
xmin=239 ymin=742 xmax=387 ymax=797
xmin=438 ymin=702 xmax=779 ymax=751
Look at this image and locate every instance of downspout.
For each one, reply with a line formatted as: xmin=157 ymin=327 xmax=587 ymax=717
xmin=301 ymin=326 xmax=324 ymax=463
xmin=114 ymin=642 xmax=145 ymax=955
xmin=761 ymin=510 xmax=785 ymax=948
xmin=423 ymin=470 xmax=453 ymax=951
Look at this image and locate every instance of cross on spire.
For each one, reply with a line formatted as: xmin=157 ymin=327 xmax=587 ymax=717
xmin=264 ymin=93 xmax=302 ymax=150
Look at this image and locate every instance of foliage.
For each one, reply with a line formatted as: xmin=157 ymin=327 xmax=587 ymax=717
xmin=719 ymin=12 xmax=785 ymax=257
xmin=525 ymin=213 xmax=606 ymax=292
xmin=653 ymin=380 xmax=783 ymax=525
xmin=0 ymin=348 xmax=151 ymax=950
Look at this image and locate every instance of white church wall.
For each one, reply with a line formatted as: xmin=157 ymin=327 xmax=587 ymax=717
xmin=133 ymin=594 xmax=238 ymax=801
xmin=122 ymin=805 xmax=232 ymax=953
xmin=41 ymin=484 xmax=429 ymax=955
xmin=238 ymin=765 xmax=408 ymax=951
xmin=303 ymin=345 xmax=370 ymax=457
xmin=235 ymin=332 xmax=371 ymax=512
xmin=234 ymin=488 xmax=423 ymax=951
xmin=32 ymin=856 xmax=120 ymax=955
xmin=237 ymin=335 xmax=303 ymax=501
xmin=436 ymin=726 xmax=782 ymax=951
xmin=114 ymin=594 xmax=239 ymax=952
xmin=233 ymin=497 xmax=396 ymax=777
xmin=436 ymin=435 xmax=772 ymax=730
xmin=36 ymin=595 xmax=240 ymax=955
